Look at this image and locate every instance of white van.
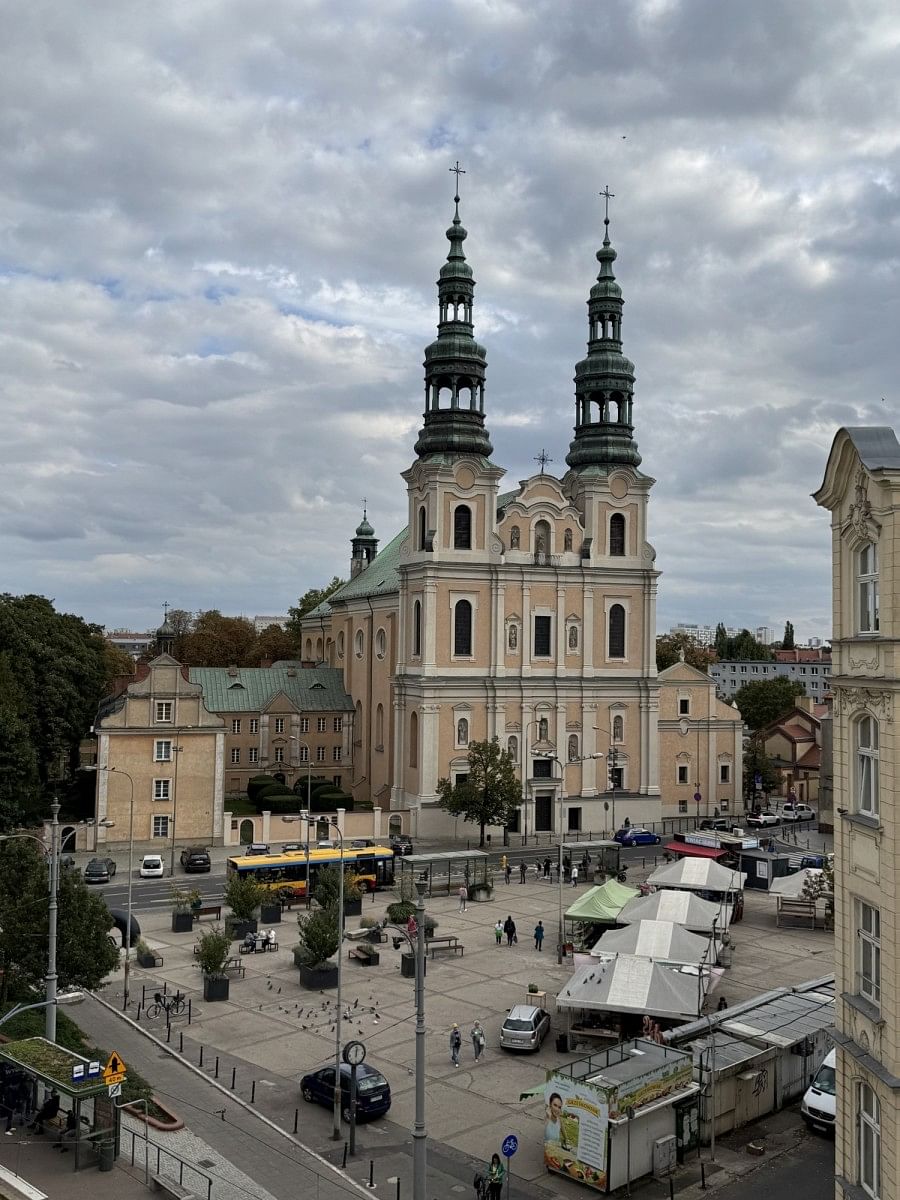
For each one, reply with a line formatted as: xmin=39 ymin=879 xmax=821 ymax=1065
xmin=801 ymin=1049 xmax=836 ymax=1133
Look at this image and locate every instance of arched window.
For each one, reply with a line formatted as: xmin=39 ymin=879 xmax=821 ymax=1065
xmin=409 ymin=712 xmax=418 ymax=768
xmin=456 ymin=717 xmax=469 ymax=747
xmin=507 ymin=735 xmax=518 ymax=760
xmin=355 ymin=629 xmax=364 ymax=658
xmin=510 ymin=525 xmax=520 ymax=549
xmin=568 ymin=624 xmax=579 ymax=651
xmin=337 ymin=632 xmax=344 ymax=658
xmin=315 ymin=637 xmax=323 ymax=660
xmin=856 ymin=714 xmax=879 ymax=816
xmin=453 ymin=505 xmax=472 ymax=549
xmin=304 ymin=638 xmax=312 ymax=659
xmin=858 ymin=542 xmax=879 ymax=633
xmin=375 ymin=703 xmax=384 ymax=748
xmin=375 ymin=628 xmax=386 ymax=659
xmin=454 ymin=600 xmax=472 ymax=656
xmin=564 ymin=528 xmax=573 ymax=552
xmin=418 ymin=505 xmax=427 ymax=551
xmin=412 ymin=600 xmax=422 ymax=657
xmin=612 ymin=715 xmax=624 ymax=743
xmin=568 ymin=734 xmax=579 ymax=761
xmin=858 ymin=1082 xmax=881 ymax=1199
xmin=610 ymin=513 xmax=626 ymax=556
xmin=608 ymin=604 xmax=626 ymax=658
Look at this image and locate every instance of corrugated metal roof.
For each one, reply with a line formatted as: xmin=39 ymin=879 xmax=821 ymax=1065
xmin=721 ymin=989 xmax=834 ymax=1047
xmin=188 ymin=667 xmax=354 ymax=713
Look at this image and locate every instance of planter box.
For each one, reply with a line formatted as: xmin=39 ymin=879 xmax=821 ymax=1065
xmin=203 ymin=975 xmax=230 ymax=1002
xmin=297 ymin=962 xmax=339 ymax=990
xmin=227 ymin=918 xmax=258 ymax=940
xmin=343 ymin=897 xmax=362 ymax=918
xmin=171 ymin=911 xmax=194 ymax=934
xmin=259 ymin=903 xmax=282 ymax=925
xmin=137 ymin=952 xmax=163 ymax=969
xmin=470 ymin=887 xmax=493 ymax=903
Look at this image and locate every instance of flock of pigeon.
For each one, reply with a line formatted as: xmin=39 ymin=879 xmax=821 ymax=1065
xmin=260 ymin=984 xmax=382 ymax=1039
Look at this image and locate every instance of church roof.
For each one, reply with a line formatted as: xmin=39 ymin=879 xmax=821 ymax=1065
xmin=188 ymin=666 xmax=353 ymax=712
xmin=842 ymin=426 xmax=900 ymax=471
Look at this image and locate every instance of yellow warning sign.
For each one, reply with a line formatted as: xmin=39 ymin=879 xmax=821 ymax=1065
xmin=102 ymin=1051 xmax=127 ymax=1084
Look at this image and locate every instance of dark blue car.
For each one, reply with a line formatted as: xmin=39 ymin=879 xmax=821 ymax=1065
xmin=613 ymin=828 xmax=661 ymax=847
xmin=300 ymin=1063 xmax=391 ymax=1121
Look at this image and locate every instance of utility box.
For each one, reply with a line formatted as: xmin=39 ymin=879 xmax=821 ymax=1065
xmin=652 ymin=1135 xmax=677 ymax=1179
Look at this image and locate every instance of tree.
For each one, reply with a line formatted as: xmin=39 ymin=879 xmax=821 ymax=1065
xmin=711 ymin=623 xmax=773 ymax=662
xmin=733 ymin=677 xmax=805 ymax=732
xmin=714 ymin=623 xmax=729 ymax=659
xmin=180 ymin=610 xmax=258 ymax=667
xmin=295 ymin=906 xmax=340 ymax=967
xmin=102 ymin=642 xmax=136 ymax=684
xmin=742 ymin=740 xmax=780 ymax=801
xmin=224 ymin=873 xmax=267 ymax=921
xmin=252 ymin=623 xmax=298 ymax=664
xmin=0 ymin=660 xmax=41 ymax=831
xmin=655 ymin=633 xmax=715 ymax=672
xmin=782 ymin=621 xmax=795 ymax=650
xmin=286 ymin=577 xmax=346 ymax=639
xmin=436 ymin=738 xmax=521 ymax=847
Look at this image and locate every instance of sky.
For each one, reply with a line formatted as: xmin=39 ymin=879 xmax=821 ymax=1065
xmin=2 ymin=0 xmax=899 ymax=641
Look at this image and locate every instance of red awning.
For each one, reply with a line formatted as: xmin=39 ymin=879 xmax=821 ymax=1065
xmin=664 ymin=841 xmax=727 ymax=860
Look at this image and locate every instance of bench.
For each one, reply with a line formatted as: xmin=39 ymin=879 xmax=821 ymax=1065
xmin=151 ymin=1176 xmax=196 ymax=1199
xmin=192 ymin=905 xmax=221 ymax=921
xmin=348 ymin=944 xmax=380 ymax=966
xmin=223 ymin=957 xmax=245 ymax=978
xmin=776 ymin=897 xmax=816 ymax=928
xmin=426 ymin=935 xmax=464 ymax=959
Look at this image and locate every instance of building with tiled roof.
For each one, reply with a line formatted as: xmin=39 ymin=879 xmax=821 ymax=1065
xmin=759 ymin=698 xmax=824 ymax=805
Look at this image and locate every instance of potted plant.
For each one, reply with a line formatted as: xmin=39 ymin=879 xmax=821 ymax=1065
xmin=294 ymin=905 xmax=340 ymax=989
xmin=170 ymin=885 xmax=198 ymax=933
xmin=195 ymin=926 xmax=232 ymax=1001
xmin=313 ymin=865 xmax=363 ymax=918
xmin=259 ymin=892 xmax=283 ymax=925
xmin=135 ymin=940 xmax=162 ymax=969
xmin=224 ymin=874 xmax=265 ymax=940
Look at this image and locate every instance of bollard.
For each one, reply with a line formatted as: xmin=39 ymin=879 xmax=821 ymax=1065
xmin=215 ymin=1056 xmax=219 ymax=1079
xmin=179 ymin=1031 xmax=184 ymax=1054
xmin=188 ymin=998 xmax=192 ymax=1026
xmin=669 ymin=1177 xmax=675 ymax=1200
xmin=396 ymin=1178 xmax=400 ymax=1200
xmin=251 ymin=1081 xmax=256 ymax=1105
xmin=141 ymin=985 xmax=147 ymax=1008
xmin=231 ymin=1067 xmax=236 ymax=1090
xmin=341 ymin=1144 xmax=348 ymax=1170
xmin=368 ymin=1160 xmax=375 ymax=1188
xmin=701 ymin=1163 xmax=706 ymax=1190
xmin=166 ymin=1022 xmax=172 ymax=1044
xmin=136 ymin=1003 xmax=143 ymax=1023
xmin=199 ymin=1046 xmax=204 ymax=1069
xmin=293 ymin=1109 xmax=299 ymax=1135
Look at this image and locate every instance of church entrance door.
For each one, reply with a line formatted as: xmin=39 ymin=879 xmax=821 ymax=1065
xmin=534 ymin=794 xmax=553 ymax=832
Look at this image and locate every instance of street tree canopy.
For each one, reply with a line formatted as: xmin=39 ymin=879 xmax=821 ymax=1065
xmin=714 ymin=624 xmax=773 ymax=661
xmin=742 ymin=741 xmax=781 ymax=797
xmin=656 ymin=633 xmax=715 ymax=672
xmin=733 ymin=677 xmax=806 ymax=731
xmin=436 ymin=738 xmax=521 ymax=847
xmin=286 ymin=577 xmax=346 ymax=638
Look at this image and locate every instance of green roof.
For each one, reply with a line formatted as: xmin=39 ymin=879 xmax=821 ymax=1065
xmin=0 ymin=1038 xmax=110 ymax=1098
xmin=565 ymin=879 xmax=639 ymax=923
xmin=188 ymin=666 xmax=353 ymax=713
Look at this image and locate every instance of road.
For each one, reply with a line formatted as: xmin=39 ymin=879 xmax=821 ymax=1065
xmin=710 ymin=1131 xmax=834 ymax=1200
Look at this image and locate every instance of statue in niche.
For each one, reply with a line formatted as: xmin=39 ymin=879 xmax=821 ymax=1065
xmin=613 ymin=715 xmax=623 ymax=742
xmin=507 ymin=736 xmax=518 ymax=759
xmin=535 ymin=531 xmax=547 ymax=555
xmin=568 ymin=625 xmax=578 ymax=650
xmin=538 ymin=717 xmax=549 ymax=741
xmin=508 ymin=624 xmax=518 ymax=651
xmin=564 ymin=529 xmax=573 ymax=552
xmin=568 ymin=734 xmax=579 ymax=761
xmin=510 ymin=526 xmax=520 ymax=549
xmin=457 ymin=718 xmax=468 ymax=746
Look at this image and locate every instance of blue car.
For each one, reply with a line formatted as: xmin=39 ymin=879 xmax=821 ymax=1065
xmin=613 ymin=828 xmax=661 ymax=847
xmin=300 ymin=1063 xmax=391 ymax=1122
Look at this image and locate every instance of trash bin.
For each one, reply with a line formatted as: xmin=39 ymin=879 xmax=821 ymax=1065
xmin=556 ymin=1033 xmax=569 ymax=1054
xmin=98 ymin=1140 xmax=115 ymax=1172
xmin=400 ymin=953 xmax=425 ymax=979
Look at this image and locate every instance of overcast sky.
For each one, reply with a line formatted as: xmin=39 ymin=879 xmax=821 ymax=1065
xmin=2 ymin=0 xmax=898 ymax=640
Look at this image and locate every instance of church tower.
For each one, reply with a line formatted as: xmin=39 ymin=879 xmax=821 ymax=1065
xmin=350 ymin=507 xmax=378 ymax=579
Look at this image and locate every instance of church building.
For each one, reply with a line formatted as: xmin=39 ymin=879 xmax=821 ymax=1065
xmin=302 ymin=193 xmax=741 ymax=837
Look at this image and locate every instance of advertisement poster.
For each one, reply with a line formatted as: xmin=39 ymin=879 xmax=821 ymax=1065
xmin=543 ymin=1076 xmax=609 ymax=1191
xmin=610 ymin=1056 xmax=694 ymax=1119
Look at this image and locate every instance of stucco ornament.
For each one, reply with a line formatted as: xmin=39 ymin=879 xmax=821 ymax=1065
xmin=833 ymin=685 xmax=893 ymax=724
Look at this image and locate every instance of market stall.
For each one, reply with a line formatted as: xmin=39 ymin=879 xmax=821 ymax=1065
xmin=564 ymin=880 xmax=639 ymax=950
xmin=646 ymin=857 xmax=745 ymax=920
xmin=591 ymin=919 xmax=721 ymax=967
xmin=617 ymin=890 xmax=728 ymax=934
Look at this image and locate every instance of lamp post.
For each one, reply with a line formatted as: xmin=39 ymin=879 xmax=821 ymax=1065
xmin=86 ymin=765 xmax=136 ymax=1010
xmin=307 ymin=815 xmax=344 ymax=1141
xmin=168 ymin=739 xmax=184 ymax=878
xmin=0 ymin=993 xmax=84 ymax=1031
xmin=290 ymin=739 xmax=313 ymax=906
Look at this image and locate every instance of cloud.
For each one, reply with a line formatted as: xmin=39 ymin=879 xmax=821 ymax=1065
xmin=2 ymin=0 xmax=900 ymax=636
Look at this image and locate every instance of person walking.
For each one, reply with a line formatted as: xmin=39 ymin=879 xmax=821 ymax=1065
xmin=571 ymin=864 xmax=579 ymax=887
xmin=458 ymin=884 xmax=468 ymax=913
xmin=519 ymin=861 xmax=527 ymax=884
xmin=563 ymin=854 xmax=571 ymax=882
xmin=503 ymin=915 xmax=517 ymax=946
xmin=494 ymin=919 xmax=503 ymax=946
xmin=449 ymin=1025 xmax=462 ymax=1067
xmin=534 ymin=920 xmax=545 ymax=951
xmin=487 ymin=1152 xmax=505 ymax=1200
xmin=543 ymin=856 xmax=551 ymax=878
xmin=471 ymin=1021 xmax=486 ymax=1062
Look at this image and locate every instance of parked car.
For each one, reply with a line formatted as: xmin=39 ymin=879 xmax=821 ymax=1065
xmin=349 ymin=838 xmax=376 ymax=849
xmin=499 ymin=1004 xmax=552 ymax=1052
xmin=390 ymin=835 xmax=414 ymax=856
xmin=139 ymin=854 xmax=164 ymax=879
xmin=180 ymin=846 xmax=211 ymax=872
xmin=613 ymin=827 xmax=661 ymax=847
xmin=300 ymin=1063 xmax=391 ymax=1121
xmin=799 ymin=853 xmax=832 ymax=870
xmin=699 ymin=818 xmax=732 ymax=832
xmin=83 ymin=858 xmax=116 ymax=884
xmin=801 ymin=1049 xmax=836 ymax=1134
xmin=282 ymin=843 xmax=304 ymax=854
xmin=245 ymin=843 xmax=271 ymax=856
xmin=781 ymin=803 xmax=816 ymax=822
xmin=747 ymin=811 xmax=780 ymax=828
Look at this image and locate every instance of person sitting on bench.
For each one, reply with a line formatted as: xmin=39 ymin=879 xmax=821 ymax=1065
xmin=51 ymin=1109 xmax=78 ymax=1152
xmin=29 ymin=1089 xmax=60 ymax=1134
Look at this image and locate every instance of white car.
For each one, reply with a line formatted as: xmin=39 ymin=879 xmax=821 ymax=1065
xmin=746 ymin=811 xmax=780 ymax=828
xmin=139 ymin=854 xmax=165 ymax=878
xmin=781 ymin=803 xmax=816 ymax=822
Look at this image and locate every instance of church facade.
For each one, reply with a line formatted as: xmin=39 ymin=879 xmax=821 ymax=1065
xmin=302 ymin=196 xmax=741 ymax=836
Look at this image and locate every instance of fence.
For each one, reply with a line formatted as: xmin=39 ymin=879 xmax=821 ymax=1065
xmin=120 ymin=1126 xmax=213 ymax=1199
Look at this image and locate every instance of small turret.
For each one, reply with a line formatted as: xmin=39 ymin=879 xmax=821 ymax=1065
xmin=155 ymin=605 xmax=175 ymax=656
xmin=350 ymin=506 xmax=378 ymax=578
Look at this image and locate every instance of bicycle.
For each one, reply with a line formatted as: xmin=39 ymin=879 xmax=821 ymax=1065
xmin=145 ymin=991 xmax=186 ymax=1020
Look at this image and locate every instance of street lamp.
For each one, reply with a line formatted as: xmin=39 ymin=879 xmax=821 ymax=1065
xmin=87 ymin=765 xmax=136 ymax=1010
xmin=0 ymin=992 xmax=84 ymax=1031
xmin=290 ymin=738 xmax=313 ymax=906
xmin=168 ymin=740 xmax=185 ymax=878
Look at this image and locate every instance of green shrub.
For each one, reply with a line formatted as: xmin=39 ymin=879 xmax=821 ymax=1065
xmin=247 ymin=775 xmax=279 ymax=802
xmin=224 ymin=873 xmax=266 ymax=920
xmin=314 ymin=865 xmax=362 ymax=908
xmin=296 ymin=907 xmax=340 ymax=967
xmin=194 ymin=927 xmax=232 ymax=977
xmin=262 ymin=796 xmax=301 ymax=815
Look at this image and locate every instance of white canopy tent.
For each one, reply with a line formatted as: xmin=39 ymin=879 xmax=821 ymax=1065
xmin=769 ymin=869 xmax=828 ymax=899
xmin=591 ymin=920 xmax=717 ymax=966
xmin=557 ymin=955 xmax=710 ymax=1021
xmin=618 ymin=890 xmax=727 ymax=933
xmin=647 ymin=857 xmax=746 ymax=894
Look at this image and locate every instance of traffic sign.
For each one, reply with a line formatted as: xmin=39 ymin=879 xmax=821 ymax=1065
xmin=103 ymin=1051 xmax=127 ymax=1086
xmin=87 ymin=1060 xmax=101 ymax=1079
xmin=108 ymin=1083 xmax=122 ymax=1098
xmin=502 ymin=1134 xmax=518 ymax=1158
xmin=71 ymin=1064 xmax=85 ymax=1082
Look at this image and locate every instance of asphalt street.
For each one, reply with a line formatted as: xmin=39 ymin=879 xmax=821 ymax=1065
xmin=708 ymin=1130 xmax=834 ymax=1200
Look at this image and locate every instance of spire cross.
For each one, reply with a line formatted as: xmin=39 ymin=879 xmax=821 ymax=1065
xmin=449 ymin=161 xmax=466 ymax=196
xmin=162 ymin=601 xmax=170 ymax=620
xmin=599 ymin=185 xmax=615 ymax=223
xmin=362 ymin=497 xmax=367 ymax=521
xmin=534 ymin=449 xmax=553 ymax=476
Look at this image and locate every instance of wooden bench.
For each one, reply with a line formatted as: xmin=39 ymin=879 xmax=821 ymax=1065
xmin=192 ymin=905 xmax=221 ymax=921
xmin=776 ymin=897 xmax=816 ymax=928
xmin=151 ymin=1175 xmax=196 ymax=1199
xmin=223 ymin=957 xmax=245 ymax=978
xmin=348 ymin=944 xmax=380 ymax=966
xmin=426 ymin=935 xmax=464 ymax=959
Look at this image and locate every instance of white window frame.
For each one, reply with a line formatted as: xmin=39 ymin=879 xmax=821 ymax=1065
xmin=857 ymin=542 xmax=880 ymax=635
xmin=152 ymin=815 xmax=170 ymax=839
xmin=678 ymin=797 xmax=688 ymax=814
xmin=274 ymin=746 xmax=284 ymax=763
xmin=248 ymin=747 xmax=259 ymax=764
xmin=333 ymin=747 xmax=342 ymax=763
xmin=858 ymin=1081 xmax=881 ymax=1199
xmin=533 ymin=613 xmax=553 ymax=659
xmin=231 ymin=719 xmax=241 ymax=734
xmin=317 ymin=717 xmax=327 ymax=733
xmin=316 ymin=746 xmax=326 ymax=762
xmin=856 ymin=714 xmax=879 ymax=817
xmin=249 ymin=718 xmax=259 ymax=734
xmin=231 ymin=747 xmax=241 ymax=764
xmin=299 ymin=745 xmax=309 ymax=763
xmin=153 ymin=779 xmax=170 ymax=801
xmin=300 ymin=717 xmax=309 ymax=733
xmin=858 ymin=900 xmax=881 ymax=1007
xmin=154 ymin=739 xmax=172 ymax=762
xmin=274 ymin=717 xmax=285 ymax=734
xmin=155 ymin=701 xmax=173 ymax=723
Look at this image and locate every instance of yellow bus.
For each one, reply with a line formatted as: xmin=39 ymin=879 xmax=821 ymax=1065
xmin=225 ymin=845 xmax=396 ymax=898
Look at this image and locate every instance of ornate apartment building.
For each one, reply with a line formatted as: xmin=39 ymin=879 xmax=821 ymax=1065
xmin=815 ymin=426 xmax=900 ymax=1200
xmin=302 ymin=196 xmax=741 ymax=836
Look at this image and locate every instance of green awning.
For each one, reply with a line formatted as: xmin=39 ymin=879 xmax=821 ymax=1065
xmin=565 ymin=880 xmax=639 ymax=923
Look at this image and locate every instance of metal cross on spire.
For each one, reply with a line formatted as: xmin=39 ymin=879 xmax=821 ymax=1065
xmin=534 ymin=449 xmax=553 ymax=476
xmin=449 ymin=161 xmax=466 ymax=195
xmin=599 ymin=185 xmax=615 ymax=223
xmin=362 ymin=497 xmax=367 ymax=520
xmin=162 ymin=601 xmax=170 ymax=620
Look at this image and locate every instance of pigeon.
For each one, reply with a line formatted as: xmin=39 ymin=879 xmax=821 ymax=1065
xmin=353 ymin=999 xmax=359 ymax=1009
xmin=266 ymin=982 xmax=272 ymax=990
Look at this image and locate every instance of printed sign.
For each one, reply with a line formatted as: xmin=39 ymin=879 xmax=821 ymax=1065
xmin=87 ymin=1061 xmax=101 ymax=1079
xmin=502 ymin=1134 xmax=518 ymax=1157
xmin=543 ymin=1077 xmax=608 ymax=1191
xmin=71 ymin=1064 xmax=85 ymax=1082
xmin=108 ymin=1082 xmax=122 ymax=1098
xmin=103 ymin=1051 xmax=127 ymax=1086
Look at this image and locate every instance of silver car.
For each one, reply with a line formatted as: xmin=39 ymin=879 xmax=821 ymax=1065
xmin=499 ymin=1005 xmax=551 ymax=1052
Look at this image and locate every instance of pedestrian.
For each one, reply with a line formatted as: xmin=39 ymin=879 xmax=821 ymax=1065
xmin=487 ymin=1152 xmax=505 ymax=1200
xmin=449 ymin=1024 xmax=462 ymax=1067
xmin=407 ymin=914 xmax=418 ymax=939
xmin=458 ymin=884 xmax=468 ymax=913
xmin=519 ymin=861 xmax=527 ymax=884
xmin=563 ymin=854 xmax=571 ymax=881
xmin=554 ymin=860 xmax=561 ymax=883
xmin=534 ymin=920 xmax=545 ymax=951
xmin=533 ymin=861 xmax=542 ymax=881
xmin=504 ymin=862 xmax=512 ymax=885
xmin=717 ymin=996 xmax=728 ymax=1011
xmin=503 ymin=915 xmax=517 ymax=947
xmin=571 ymin=864 xmax=579 ymax=887
xmin=494 ymin=919 xmax=503 ymax=946
xmin=543 ymin=856 xmax=551 ymax=878
xmin=471 ymin=1021 xmax=486 ymax=1062
xmin=28 ymin=1089 xmax=59 ymax=1135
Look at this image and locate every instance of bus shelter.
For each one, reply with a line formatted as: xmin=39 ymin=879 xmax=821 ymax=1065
xmin=398 ymin=850 xmax=491 ymax=898
xmin=562 ymin=840 xmax=621 ymax=879
xmin=0 ymin=1038 xmax=120 ymax=1172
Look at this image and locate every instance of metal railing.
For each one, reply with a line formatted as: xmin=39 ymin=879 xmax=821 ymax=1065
xmin=120 ymin=1126 xmax=213 ymax=1199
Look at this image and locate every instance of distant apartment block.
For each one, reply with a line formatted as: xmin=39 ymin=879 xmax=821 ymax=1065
xmin=709 ymin=656 xmax=832 ymax=700
xmin=106 ymin=630 xmax=154 ymax=660
xmin=755 ymin=626 xmax=776 ymax=645
xmin=668 ymin=622 xmax=737 ymax=647
xmin=253 ymin=615 xmax=290 ymax=632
